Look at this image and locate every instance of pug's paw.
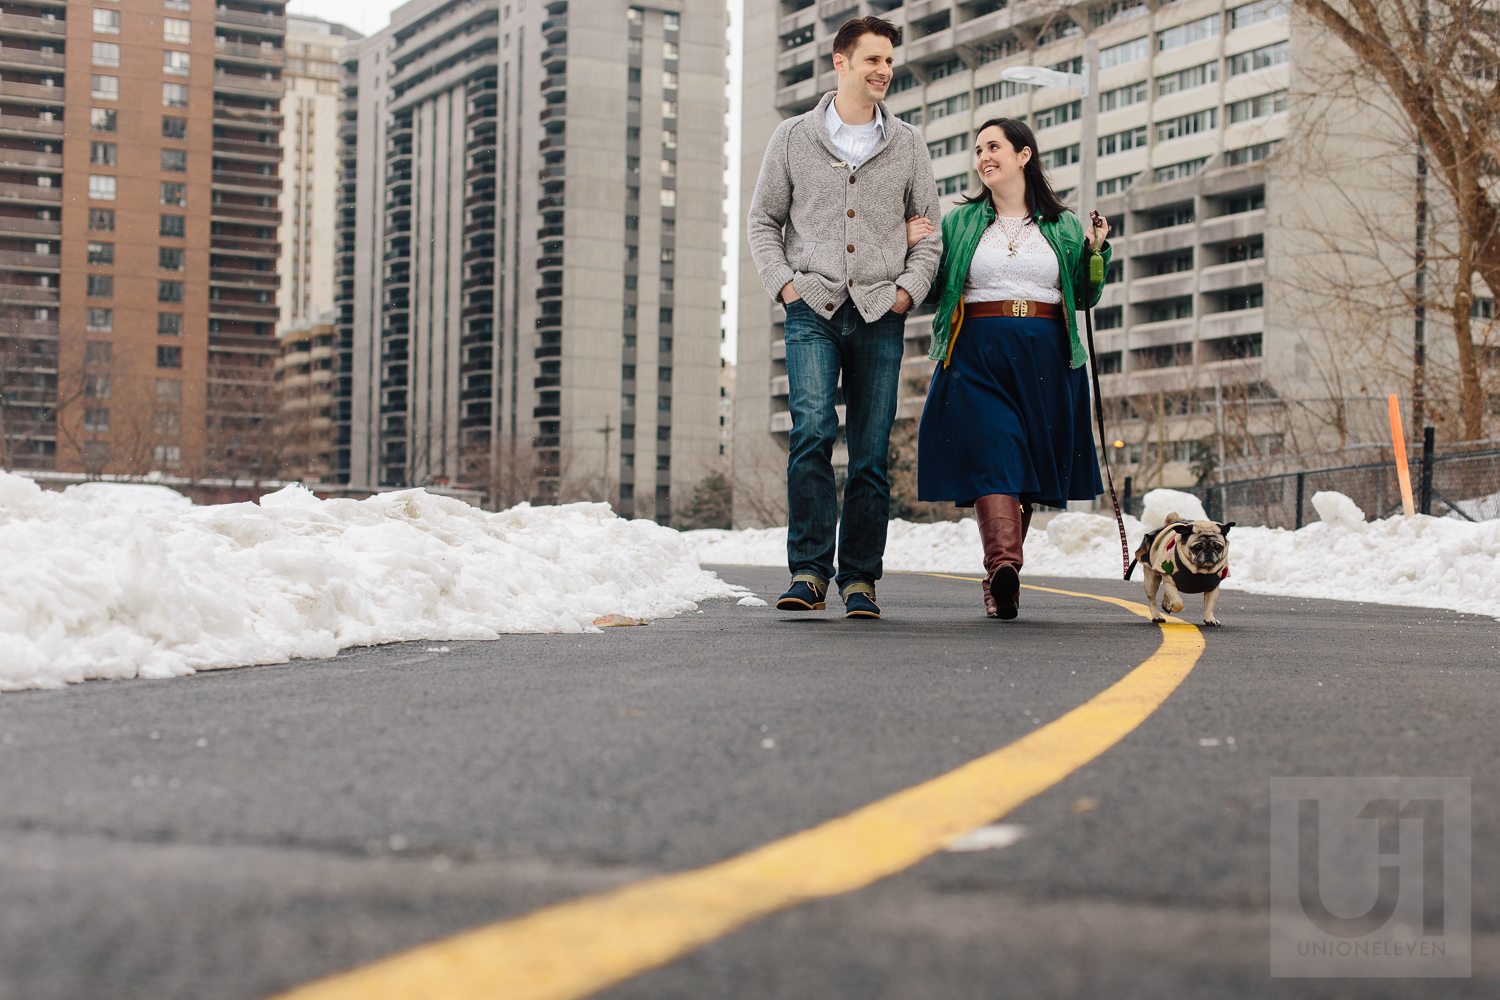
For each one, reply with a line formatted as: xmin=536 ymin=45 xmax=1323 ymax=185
xmin=1167 ymin=598 xmax=1185 ymax=614
xmin=1202 ymin=618 xmax=1222 ymax=627
xmin=1150 ymin=615 xmax=1166 ymax=624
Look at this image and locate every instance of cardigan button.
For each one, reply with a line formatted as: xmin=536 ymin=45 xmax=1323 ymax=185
xmin=848 ymin=279 xmax=854 ymax=288
xmin=846 ymin=209 xmax=855 ymax=218
xmin=846 ymin=245 xmax=854 ymax=253
xmin=848 ymin=175 xmax=856 ymax=184
xmin=824 ymin=303 xmax=834 ymax=311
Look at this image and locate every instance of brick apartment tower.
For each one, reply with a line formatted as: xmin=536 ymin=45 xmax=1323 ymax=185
xmin=0 ymin=0 xmax=285 ymax=478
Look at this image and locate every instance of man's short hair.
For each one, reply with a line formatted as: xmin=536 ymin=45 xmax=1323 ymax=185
xmin=832 ymin=16 xmax=901 ymax=59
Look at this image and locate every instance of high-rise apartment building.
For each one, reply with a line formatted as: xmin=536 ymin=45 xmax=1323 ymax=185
xmin=734 ymin=0 xmax=1336 ymax=524
xmin=343 ymin=0 xmax=727 ymax=522
xmin=277 ymin=15 xmax=359 ymax=330
xmin=0 ymin=0 xmax=286 ymax=477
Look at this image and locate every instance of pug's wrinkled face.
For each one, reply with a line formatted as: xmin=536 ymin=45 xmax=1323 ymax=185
xmin=1174 ymin=521 xmax=1234 ymax=571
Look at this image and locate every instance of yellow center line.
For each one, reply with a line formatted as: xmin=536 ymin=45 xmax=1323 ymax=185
xmin=273 ymin=582 xmax=1204 ymax=1000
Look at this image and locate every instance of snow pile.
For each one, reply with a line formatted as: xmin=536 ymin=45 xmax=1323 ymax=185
xmin=0 ymin=472 xmax=746 ymax=691
xmin=686 ymin=488 xmax=1500 ymax=618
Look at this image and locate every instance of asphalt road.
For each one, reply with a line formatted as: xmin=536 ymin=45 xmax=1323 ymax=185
xmin=0 ymin=567 xmax=1496 ymax=1000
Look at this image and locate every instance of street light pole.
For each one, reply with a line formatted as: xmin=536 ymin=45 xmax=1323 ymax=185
xmin=1079 ymin=37 xmax=1098 ymax=223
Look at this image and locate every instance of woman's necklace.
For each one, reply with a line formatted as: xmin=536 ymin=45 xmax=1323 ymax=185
xmin=995 ymin=216 xmax=1029 ymax=257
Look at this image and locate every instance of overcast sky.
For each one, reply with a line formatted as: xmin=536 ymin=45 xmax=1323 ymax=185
xmin=286 ymin=0 xmax=744 ymax=362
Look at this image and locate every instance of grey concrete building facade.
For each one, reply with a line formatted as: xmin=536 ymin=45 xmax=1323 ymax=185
xmin=342 ymin=0 xmax=726 ymax=521
xmin=733 ymin=0 xmax=1342 ymax=526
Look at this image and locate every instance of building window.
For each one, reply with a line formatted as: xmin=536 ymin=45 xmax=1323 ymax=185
xmin=1153 ymin=157 xmax=1209 ymax=182
xmin=159 ymin=247 xmax=185 ymax=270
xmin=1157 ymin=108 xmax=1218 ymax=142
xmin=1099 ymin=81 xmax=1148 ymax=112
xmin=660 ymin=158 xmax=675 ymax=177
xmin=90 ymin=142 xmax=116 ymax=165
xmin=656 ymin=455 xmax=670 ymax=471
xmin=1095 ymin=306 xmax=1124 ymax=329
xmin=162 ymin=83 xmax=189 ymax=108
xmin=927 ymin=93 xmax=970 ymax=121
xmin=154 ymin=445 xmax=182 ymax=468
xmin=658 ymin=308 xmax=673 ymax=324
xmin=1098 ymin=174 xmax=1138 ymax=196
xmin=1098 ymin=126 xmax=1148 ymax=156
xmin=84 ymin=374 xmax=111 ymax=398
xmin=1040 ymin=144 xmax=1080 ymax=169
xmin=1146 ymin=297 xmax=1194 ymax=322
xmin=91 ymin=75 xmax=120 ymax=100
xmin=91 ymin=108 xmax=117 ymax=132
xmin=937 ymin=172 xmax=969 ymax=195
xmin=84 ymin=408 xmax=111 ymax=433
xmin=158 ymin=280 xmax=184 ymax=303
xmin=975 ymin=36 xmax=1022 ymax=66
xmin=89 ymin=209 xmax=114 ymax=231
xmin=156 ymin=378 xmax=182 ymax=401
xmin=161 ymin=149 xmax=187 ymax=172
xmin=86 ymin=308 xmax=113 ymax=331
xmin=157 ymin=346 xmax=183 ymax=369
xmin=163 ymin=18 xmax=191 ymax=43
xmin=93 ymin=9 xmax=121 ymax=33
xmin=156 ymin=411 xmax=181 ymax=437
xmin=657 ymin=366 xmax=672 ymax=382
xmin=162 ymin=117 xmax=187 ymax=140
xmin=163 ymin=51 xmax=191 ymax=76
xmin=92 ymin=42 xmax=120 ymax=67
xmin=87 ymin=242 xmax=114 ymax=265
xmin=1225 ymin=235 xmax=1265 ymax=261
xmin=928 ymin=56 xmax=965 ymax=80
xmin=1229 ymin=41 xmax=1290 ymax=76
xmin=659 ymin=189 xmax=676 ymax=207
xmin=896 ymin=108 xmax=923 ymax=126
xmin=1034 ymin=100 xmax=1082 ymax=130
xmin=661 ymin=100 xmax=677 ymax=119
xmin=88 ymin=175 xmax=117 ymax=200
xmin=1231 ymin=0 xmax=1288 ymax=30
xmin=158 ymin=313 xmax=183 ymax=336
xmin=1222 ymin=287 xmax=1264 ymax=311
xmin=1157 ymin=15 xmax=1220 ymax=52
xmin=1228 ymin=90 xmax=1288 ymax=122
xmin=1156 ymin=61 xmax=1218 ymax=97
xmin=87 ymin=275 xmax=113 ymax=297
xmin=1099 ymin=36 xmax=1149 ymax=69
xmin=975 ymin=80 xmax=1026 ymax=106
xmin=85 ymin=341 xmax=111 ymax=365
xmin=661 ymin=70 xmax=678 ymax=89
xmin=928 ymin=134 xmax=966 ymax=160
xmin=160 ymin=182 xmax=186 ymax=206
xmin=160 ymin=215 xmax=186 ymax=237
xmin=1226 ymin=141 xmax=1281 ymax=165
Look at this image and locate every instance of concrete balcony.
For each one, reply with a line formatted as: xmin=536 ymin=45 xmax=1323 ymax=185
xmin=1199 ymin=306 xmax=1264 ymax=341
xmin=0 ymin=215 xmax=60 ymax=236
xmin=0 ymin=249 xmax=58 ymax=270
xmin=0 ymin=149 xmax=61 ymax=171
xmin=778 ymin=5 xmax=817 ymax=38
xmin=1127 ymin=318 xmax=1195 ymax=350
xmin=1198 ymin=207 xmax=1267 ymax=246
xmin=776 ymin=76 xmax=819 ymax=109
xmin=0 ymin=81 xmax=63 ymax=105
xmin=904 ymin=26 xmax=956 ymax=63
xmin=0 ymin=115 xmax=62 ymax=137
xmin=819 ymin=0 xmax=858 ymax=21
xmin=1128 ymin=222 xmax=1198 ymax=258
xmin=777 ymin=40 xmax=815 ymax=74
xmin=1198 ymin=257 xmax=1265 ymax=293
xmin=0 ymin=47 xmax=63 ymax=70
xmin=1128 ymin=271 xmax=1196 ymax=304
xmin=214 ymin=7 xmax=287 ymax=33
xmin=0 ymin=13 xmax=66 ymax=38
xmin=214 ymin=39 xmax=285 ymax=67
xmin=213 ymin=72 xmax=284 ymax=98
xmin=0 ymin=183 xmax=61 ymax=205
xmin=0 ymin=284 xmax=58 ymax=304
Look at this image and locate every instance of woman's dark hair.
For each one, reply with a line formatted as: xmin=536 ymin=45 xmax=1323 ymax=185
xmin=962 ymin=118 xmax=1068 ymax=224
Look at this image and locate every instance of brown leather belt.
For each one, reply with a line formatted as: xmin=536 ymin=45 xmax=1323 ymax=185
xmin=963 ymin=299 xmax=1063 ymax=320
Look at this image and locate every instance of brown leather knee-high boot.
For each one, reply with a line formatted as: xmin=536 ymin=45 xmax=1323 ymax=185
xmin=974 ymin=494 xmax=1024 ymax=620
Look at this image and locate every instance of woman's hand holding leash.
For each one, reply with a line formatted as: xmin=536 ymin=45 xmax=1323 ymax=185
xmin=1084 ymin=210 xmax=1112 ymax=251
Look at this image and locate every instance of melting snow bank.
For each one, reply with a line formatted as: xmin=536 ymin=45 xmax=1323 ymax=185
xmin=0 ymin=472 xmax=747 ymax=691
xmin=687 ymin=488 xmax=1500 ymax=620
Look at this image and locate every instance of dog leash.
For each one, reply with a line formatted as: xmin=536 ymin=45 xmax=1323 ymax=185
xmin=1082 ymin=274 xmax=1131 ymax=582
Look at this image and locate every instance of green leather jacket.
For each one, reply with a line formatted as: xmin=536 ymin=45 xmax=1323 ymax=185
xmin=926 ymin=199 xmax=1111 ymax=369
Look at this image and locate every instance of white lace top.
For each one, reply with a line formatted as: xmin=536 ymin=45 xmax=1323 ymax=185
xmin=963 ymin=215 xmax=1063 ymax=304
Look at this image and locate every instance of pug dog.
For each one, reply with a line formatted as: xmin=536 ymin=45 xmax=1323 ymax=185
xmin=1129 ymin=513 xmax=1234 ymax=626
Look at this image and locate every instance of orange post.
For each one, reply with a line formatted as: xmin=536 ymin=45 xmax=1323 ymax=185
xmin=1389 ymin=394 xmax=1415 ymax=517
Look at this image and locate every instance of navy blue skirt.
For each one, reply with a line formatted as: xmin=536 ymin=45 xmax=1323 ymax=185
xmin=917 ymin=313 xmax=1103 ymax=508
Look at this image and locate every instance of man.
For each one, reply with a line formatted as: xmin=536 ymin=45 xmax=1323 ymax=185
xmin=747 ymin=16 xmax=941 ymax=620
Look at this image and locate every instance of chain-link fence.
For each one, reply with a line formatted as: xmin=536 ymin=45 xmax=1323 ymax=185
xmin=1121 ymin=446 xmax=1500 ymax=528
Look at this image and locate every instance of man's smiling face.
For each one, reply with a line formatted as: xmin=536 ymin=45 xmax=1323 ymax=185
xmin=834 ymin=32 xmax=895 ymax=104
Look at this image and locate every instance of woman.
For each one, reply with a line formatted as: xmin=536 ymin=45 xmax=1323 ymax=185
xmin=916 ymin=118 xmax=1112 ymax=620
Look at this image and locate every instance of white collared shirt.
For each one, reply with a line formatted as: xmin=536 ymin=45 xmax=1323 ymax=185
xmin=824 ymin=99 xmax=885 ymax=170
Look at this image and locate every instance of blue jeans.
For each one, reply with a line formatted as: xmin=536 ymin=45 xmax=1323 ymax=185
xmin=783 ymin=299 xmax=906 ymax=594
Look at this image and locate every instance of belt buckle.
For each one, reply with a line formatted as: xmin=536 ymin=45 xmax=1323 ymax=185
xmin=1012 ymin=300 xmax=1027 ymax=318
